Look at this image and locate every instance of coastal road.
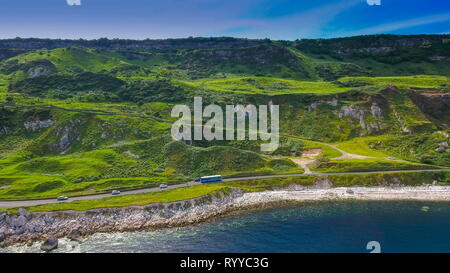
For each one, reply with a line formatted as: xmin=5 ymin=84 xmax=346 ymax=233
xmin=0 ymin=168 xmax=449 ymax=209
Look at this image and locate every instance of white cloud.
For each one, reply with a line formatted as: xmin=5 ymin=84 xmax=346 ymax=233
xmin=218 ymin=0 xmax=361 ymax=40
xmin=346 ymin=13 xmax=450 ymax=36
xmin=67 ymin=0 xmax=81 ymax=6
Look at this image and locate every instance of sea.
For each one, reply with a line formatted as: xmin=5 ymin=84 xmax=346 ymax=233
xmin=3 ymin=201 xmax=450 ymax=253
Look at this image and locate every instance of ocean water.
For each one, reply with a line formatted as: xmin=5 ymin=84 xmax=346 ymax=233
xmin=4 ymin=201 xmax=450 ymax=253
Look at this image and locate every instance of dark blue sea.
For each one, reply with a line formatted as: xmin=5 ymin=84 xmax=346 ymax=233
xmin=4 ymin=201 xmax=450 ymax=253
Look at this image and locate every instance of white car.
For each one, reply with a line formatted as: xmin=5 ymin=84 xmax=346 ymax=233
xmin=111 ymin=190 xmax=121 ymax=195
xmin=57 ymin=196 xmax=69 ymax=201
xmin=159 ymin=184 xmax=168 ymax=189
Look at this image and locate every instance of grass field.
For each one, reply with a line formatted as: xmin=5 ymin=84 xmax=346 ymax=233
xmin=0 ymin=138 xmax=302 ymax=200
xmin=311 ymin=158 xmax=434 ymax=173
xmin=280 ymin=134 xmax=343 ymax=158
xmin=0 ymin=74 xmax=8 ymax=102
xmin=190 ymin=77 xmax=351 ymax=94
xmin=334 ymin=137 xmax=391 ymax=158
xmin=7 ymin=47 xmax=128 ymax=73
xmin=339 ymin=75 xmax=450 ymax=89
xmin=0 ymin=146 xmax=174 ymax=200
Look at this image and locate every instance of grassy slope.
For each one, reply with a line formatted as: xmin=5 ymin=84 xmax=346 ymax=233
xmin=280 ymin=134 xmax=343 ymax=158
xmin=190 ymin=77 xmax=350 ymax=94
xmin=0 ymin=37 xmax=449 ymax=204
xmin=311 ymin=158 xmax=435 ymax=173
xmin=335 ymin=137 xmax=391 ymax=158
xmin=0 ymin=132 xmax=301 ymax=200
xmin=339 ymin=75 xmax=450 ymax=89
xmin=1 ymin=86 xmax=447 ymax=200
xmin=7 ymin=47 xmax=127 ymax=73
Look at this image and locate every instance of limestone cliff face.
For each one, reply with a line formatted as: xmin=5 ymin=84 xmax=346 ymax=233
xmin=0 ymin=189 xmax=244 ymax=247
xmin=45 ymin=118 xmax=86 ymax=154
xmin=338 ymin=103 xmax=384 ymax=133
xmin=410 ymin=92 xmax=450 ymax=126
xmin=27 ymin=66 xmax=53 ymax=78
xmin=24 ymin=119 xmax=56 ymax=132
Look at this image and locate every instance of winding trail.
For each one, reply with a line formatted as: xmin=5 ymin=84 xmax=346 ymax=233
xmin=288 ymin=138 xmax=372 ymax=174
xmin=290 ymin=149 xmax=322 ymax=174
xmin=326 ymin=143 xmax=372 ymax=160
xmin=0 ymin=168 xmax=449 ymax=209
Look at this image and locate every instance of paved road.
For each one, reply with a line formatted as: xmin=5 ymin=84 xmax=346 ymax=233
xmin=0 ymin=168 xmax=449 ymax=209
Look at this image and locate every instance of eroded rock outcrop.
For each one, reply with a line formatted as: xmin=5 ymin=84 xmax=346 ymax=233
xmin=27 ymin=66 xmax=53 ymax=78
xmin=338 ymin=103 xmax=384 ymax=133
xmin=48 ymin=119 xmax=82 ymax=154
xmin=24 ymin=119 xmax=56 ymax=132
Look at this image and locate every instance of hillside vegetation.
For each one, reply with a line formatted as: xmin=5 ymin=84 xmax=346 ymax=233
xmin=0 ymin=35 xmax=449 ymax=201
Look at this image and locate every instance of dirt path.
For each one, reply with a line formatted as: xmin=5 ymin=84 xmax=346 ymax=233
xmin=280 ymin=133 xmax=372 ymax=160
xmin=289 ymin=140 xmax=373 ymax=174
xmin=290 ymin=149 xmax=322 ymax=174
xmin=326 ymin=144 xmax=372 ymax=160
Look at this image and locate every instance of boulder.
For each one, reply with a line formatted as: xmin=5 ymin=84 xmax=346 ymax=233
xmin=67 ymin=229 xmax=83 ymax=243
xmin=40 ymin=237 xmax=58 ymax=252
xmin=0 ymin=212 xmax=6 ymax=223
xmin=18 ymin=208 xmax=31 ymax=220
xmin=312 ymin=178 xmax=333 ymax=189
xmin=11 ymin=215 xmax=27 ymax=228
xmin=346 ymin=189 xmax=354 ymax=194
xmin=14 ymin=227 xmax=25 ymax=235
xmin=33 ymin=225 xmax=43 ymax=233
xmin=438 ymin=141 xmax=449 ymax=148
xmin=18 ymin=208 xmax=27 ymax=216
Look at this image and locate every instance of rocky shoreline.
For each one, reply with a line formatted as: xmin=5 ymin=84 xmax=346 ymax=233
xmin=2 ymin=183 xmax=450 ymax=250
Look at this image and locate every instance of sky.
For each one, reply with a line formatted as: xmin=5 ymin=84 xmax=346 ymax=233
xmin=0 ymin=0 xmax=449 ymax=40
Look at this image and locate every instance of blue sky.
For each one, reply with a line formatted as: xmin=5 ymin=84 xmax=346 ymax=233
xmin=0 ymin=0 xmax=449 ymax=40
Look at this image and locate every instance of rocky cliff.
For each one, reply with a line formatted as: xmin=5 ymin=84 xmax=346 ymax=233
xmin=0 ymin=189 xmax=244 ymax=247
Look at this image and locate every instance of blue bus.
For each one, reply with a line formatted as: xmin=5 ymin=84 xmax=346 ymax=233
xmin=199 ymin=175 xmax=222 ymax=183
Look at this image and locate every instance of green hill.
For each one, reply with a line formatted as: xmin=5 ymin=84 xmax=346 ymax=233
xmin=0 ymin=35 xmax=449 ymax=200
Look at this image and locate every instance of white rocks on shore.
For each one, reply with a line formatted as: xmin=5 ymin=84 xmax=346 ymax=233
xmin=233 ymin=186 xmax=450 ymax=206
